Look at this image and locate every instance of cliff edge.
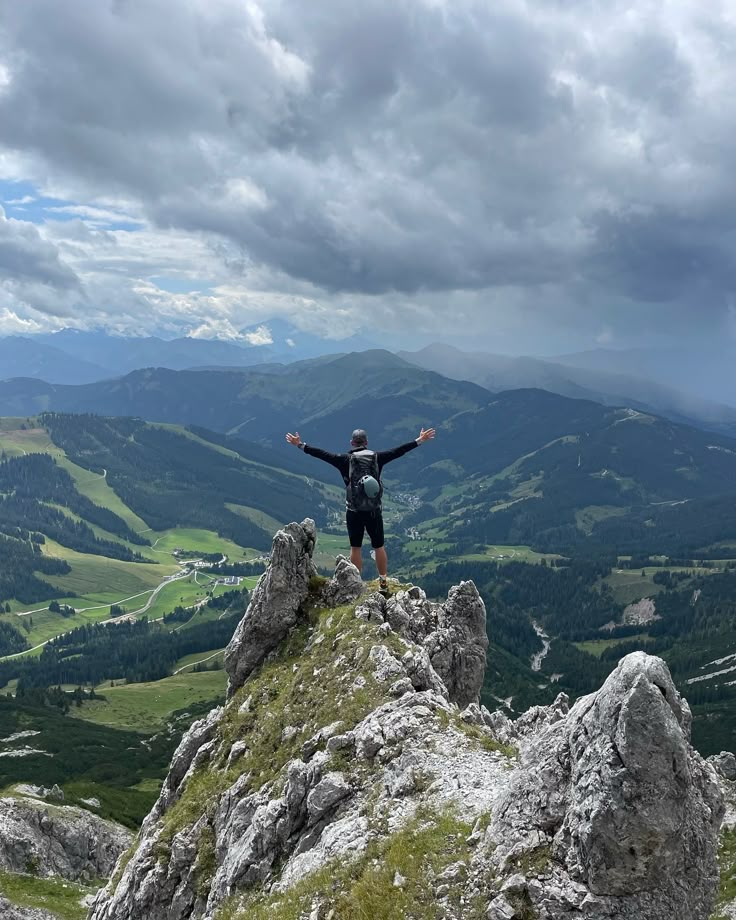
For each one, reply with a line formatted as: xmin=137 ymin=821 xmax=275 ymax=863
xmin=89 ymin=520 xmax=725 ymax=920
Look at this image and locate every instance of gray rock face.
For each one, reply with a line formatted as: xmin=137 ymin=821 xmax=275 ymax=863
xmin=709 ymin=750 xmax=736 ymax=781
xmin=316 ymin=555 xmax=364 ymax=607
xmin=489 ymin=652 xmax=724 ymax=919
xmin=88 ymin=523 xmax=724 ymax=920
xmin=0 ymin=895 xmax=57 ymax=920
xmin=224 ymin=519 xmax=317 ymax=694
xmin=0 ymin=795 xmax=131 ymax=882
xmin=385 ymin=582 xmax=488 ymax=708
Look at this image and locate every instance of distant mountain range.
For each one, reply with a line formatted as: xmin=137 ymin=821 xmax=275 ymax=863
xmin=554 ymin=345 xmax=736 ymax=406
xmin=2 ymin=348 xmax=736 ymax=515
xmin=398 ymin=343 xmax=736 ymax=440
xmin=0 ymin=323 xmax=377 ymax=384
xmin=0 ymin=350 xmax=486 ymax=448
xmin=1 ymin=329 xmax=733 ymax=441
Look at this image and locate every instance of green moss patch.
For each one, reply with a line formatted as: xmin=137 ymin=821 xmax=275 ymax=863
xmin=714 ymin=826 xmax=736 ymax=919
xmin=216 ymin=807 xmax=485 ymax=920
xmin=159 ymin=602 xmax=397 ymax=847
xmin=508 ymin=844 xmax=552 ymax=878
xmin=0 ymin=870 xmax=98 ymax=920
xmin=437 ymin=708 xmax=517 ymax=760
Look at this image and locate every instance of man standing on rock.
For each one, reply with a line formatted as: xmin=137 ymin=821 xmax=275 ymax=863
xmin=286 ymin=427 xmax=435 ymax=591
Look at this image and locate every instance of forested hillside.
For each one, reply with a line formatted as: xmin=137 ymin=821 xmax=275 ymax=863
xmin=0 ymin=414 xmax=336 ymax=663
xmin=3 ymin=396 xmax=736 ymax=762
xmin=43 ymin=413 xmax=328 ymax=548
xmin=4 ymin=354 xmax=736 ymax=560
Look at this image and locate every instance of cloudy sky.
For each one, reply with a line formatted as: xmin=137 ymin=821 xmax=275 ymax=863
xmin=1 ymin=0 xmax=735 ymax=354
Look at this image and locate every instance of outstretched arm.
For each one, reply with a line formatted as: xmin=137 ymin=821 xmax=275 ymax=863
xmin=377 ymin=426 xmax=436 ymax=468
xmin=285 ymin=431 xmax=348 ymax=475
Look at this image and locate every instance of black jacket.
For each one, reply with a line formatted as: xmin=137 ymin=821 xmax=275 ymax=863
xmin=303 ymin=440 xmax=419 ymax=511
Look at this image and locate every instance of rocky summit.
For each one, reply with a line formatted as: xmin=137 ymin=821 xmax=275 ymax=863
xmin=89 ymin=520 xmax=726 ymax=920
xmin=0 ymin=791 xmax=131 ymax=883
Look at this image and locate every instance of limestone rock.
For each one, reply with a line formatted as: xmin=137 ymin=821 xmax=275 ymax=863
xmin=317 ymin=555 xmax=364 ymax=607
xmin=430 ymin=581 xmax=488 ymax=709
xmin=709 ymin=750 xmax=736 ymax=781
xmin=0 ymin=895 xmax=57 ymax=920
xmin=369 ymin=644 xmax=404 ymax=682
xmin=385 ymin=581 xmax=488 ymax=708
xmin=355 ymin=592 xmax=387 ymax=624
xmin=0 ymin=795 xmax=131 ymax=882
xmin=88 ymin=523 xmax=725 ymax=920
xmin=225 ymin=519 xmax=316 ymax=694
xmin=490 ymin=652 xmax=724 ymax=919
xmin=306 ymin=772 xmax=352 ymax=823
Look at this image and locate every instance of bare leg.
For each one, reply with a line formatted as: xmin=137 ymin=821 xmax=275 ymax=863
xmin=374 ymin=546 xmax=388 ymax=578
xmin=350 ymin=546 xmax=363 ymax=573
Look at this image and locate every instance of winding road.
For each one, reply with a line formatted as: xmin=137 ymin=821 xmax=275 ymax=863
xmin=1 ymin=570 xmax=192 ymax=661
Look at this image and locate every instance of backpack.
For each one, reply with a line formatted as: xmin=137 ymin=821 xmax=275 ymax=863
xmin=348 ymin=449 xmax=383 ymax=512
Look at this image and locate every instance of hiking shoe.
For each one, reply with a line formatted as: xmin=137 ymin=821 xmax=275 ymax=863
xmin=379 ymin=576 xmax=389 ymax=595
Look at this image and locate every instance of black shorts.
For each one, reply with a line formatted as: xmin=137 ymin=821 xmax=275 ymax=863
xmin=346 ymin=509 xmax=385 ymax=549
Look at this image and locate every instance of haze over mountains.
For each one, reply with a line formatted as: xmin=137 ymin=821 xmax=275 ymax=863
xmin=2 ymin=329 xmax=734 ymax=442
xmin=1 ymin=331 xmax=735 ymax=447
xmin=0 ymin=323 xmax=376 ymax=384
xmin=398 ymin=343 xmax=736 ymax=439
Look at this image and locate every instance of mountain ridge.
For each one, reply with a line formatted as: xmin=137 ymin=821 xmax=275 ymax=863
xmin=399 ymin=342 xmax=736 ymax=439
xmin=87 ymin=520 xmax=729 ymax=920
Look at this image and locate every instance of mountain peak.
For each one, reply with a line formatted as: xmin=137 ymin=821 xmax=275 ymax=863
xmin=90 ymin=522 xmax=724 ymax=920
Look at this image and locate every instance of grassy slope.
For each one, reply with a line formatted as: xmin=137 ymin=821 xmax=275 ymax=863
xmin=174 ymin=648 xmax=225 ymax=672
xmin=0 ymin=870 xmax=95 ymax=920
xmin=0 ymin=421 xmax=273 ymax=654
xmin=603 ymin=566 xmax=714 ymax=606
xmin=73 ymin=671 xmax=227 ymax=732
xmin=574 ymin=634 xmax=651 ymax=657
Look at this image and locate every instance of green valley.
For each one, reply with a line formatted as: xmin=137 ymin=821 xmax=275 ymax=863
xmin=3 ymin=387 xmax=736 ymax=818
xmin=0 ymin=413 xmax=337 ymax=657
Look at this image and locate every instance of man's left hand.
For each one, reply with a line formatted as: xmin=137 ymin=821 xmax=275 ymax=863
xmin=417 ymin=427 xmax=436 ymax=443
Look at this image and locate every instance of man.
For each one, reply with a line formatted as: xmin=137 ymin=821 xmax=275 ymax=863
xmin=286 ymin=426 xmax=435 ymax=591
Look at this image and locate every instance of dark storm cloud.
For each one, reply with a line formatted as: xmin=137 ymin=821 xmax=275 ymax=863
xmin=0 ymin=210 xmax=80 ymax=289
xmin=1 ymin=0 xmax=735 ymax=339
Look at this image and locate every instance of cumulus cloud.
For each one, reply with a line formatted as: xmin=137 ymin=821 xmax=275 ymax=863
xmin=243 ymin=324 xmax=274 ymax=346
xmin=0 ymin=0 xmax=735 ymax=349
xmin=0 ymin=208 xmax=79 ymax=289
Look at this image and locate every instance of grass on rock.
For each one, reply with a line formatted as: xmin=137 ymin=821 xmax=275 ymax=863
xmin=158 ymin=599 xmax=402 ymax=851
xmin=215 ymin=807 xmax=485 ymax=920
xmin=714 ymin=826 xmax=736 ymax=919
xmin=0 ymin=870 xmax=98 ymax=920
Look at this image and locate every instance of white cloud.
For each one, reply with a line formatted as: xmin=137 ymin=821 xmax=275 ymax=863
xmin=0 ymin=0 xmax=735 ymax=351
xmin=0 ymin=306 xmax=47 ymax=334
xmin=243 ymin=324 xmax=273 ymax=346
xmin=46 ymin=204 xmax=144 ymax=226
xmin=187 ymin=318 xmax=247 ymax=341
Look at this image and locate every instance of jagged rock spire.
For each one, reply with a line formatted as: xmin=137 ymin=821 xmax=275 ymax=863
xmin=488 ymin=651 xmax=724 ymax=919
xmin=224 ymin=519 xmax=318 ymax=694
xmin=89 ymin=523 xmax=725 ymax=920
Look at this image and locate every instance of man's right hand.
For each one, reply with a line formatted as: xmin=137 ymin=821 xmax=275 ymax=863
xmin=286 ymin=431 xmax=303 ymax=447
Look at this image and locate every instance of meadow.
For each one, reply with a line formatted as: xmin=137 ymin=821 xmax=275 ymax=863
xmin=0 ymin=870 xmax=95 ymax=920
xmin=73 ymin=670 xmax=227 ymax=732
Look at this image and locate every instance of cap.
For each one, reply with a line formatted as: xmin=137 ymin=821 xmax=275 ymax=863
xmin=351 ymin=428 xmax=368 ymax=446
